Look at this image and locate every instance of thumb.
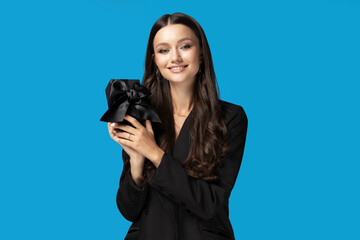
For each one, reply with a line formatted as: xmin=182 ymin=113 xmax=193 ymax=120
xmin=145 ymin=120 xmax=153 ymax=133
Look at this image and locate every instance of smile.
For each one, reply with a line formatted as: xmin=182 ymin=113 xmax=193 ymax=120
xmin=168 ymin=65 xmax=188 ymax=73
xmin=169 ymin=66 xmax=187 ymax=70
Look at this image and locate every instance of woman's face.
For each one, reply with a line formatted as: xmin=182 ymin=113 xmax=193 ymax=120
xmin=153 ymin=24 xmax=202 ymax=86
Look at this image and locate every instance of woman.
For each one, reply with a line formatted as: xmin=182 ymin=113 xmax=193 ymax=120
xmin=107 ymin=12 xmax=248 ymax=240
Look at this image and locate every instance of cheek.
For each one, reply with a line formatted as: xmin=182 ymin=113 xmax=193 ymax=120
xmin=184 ymin=50 xmax=201 ymax=64
xmin=155 ymin=55 xmax=168 ymax=67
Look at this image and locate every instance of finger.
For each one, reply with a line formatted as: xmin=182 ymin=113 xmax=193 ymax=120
xmin=124 ymin=115 xmax=142 ymax=129
xmin=109 ymin=123 xmax=124 ymax=139
xmin=109 ymin=122 xmax=131 ymax=134
xmin=145 ymin=120 xmax=153 ymax=134
xmin=115 ymin=124 xmax=137 ymax=136
xmin=109 ymin=128 xmax=125 ymax=146
xmin=116 ymin=131 xmax=134 ymax=142
xmin=116 ymin=136 xmax=133 ymax=148
xmin=108 ymin=122 xmax=117 ymax=138
xmin=110 ymin=122 xmax=122 ymax=129
xmin=112 ymin=129 xmax=120 ymax=138
xmin=108 ymin=122 xmax=119 ymax=132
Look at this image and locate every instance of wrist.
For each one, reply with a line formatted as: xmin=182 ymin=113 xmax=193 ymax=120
xmin=130 ymin=167 xmax=144 ymax=187
xmin=152 ymin=148 xmax=165 ymax=168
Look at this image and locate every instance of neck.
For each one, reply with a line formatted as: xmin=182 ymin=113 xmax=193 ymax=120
xmin=169 ymin=81 xmax=194 ymax=115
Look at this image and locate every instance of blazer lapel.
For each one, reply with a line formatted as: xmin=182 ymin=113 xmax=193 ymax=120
xmin=172 ymin=110 xmax=193 ymax=162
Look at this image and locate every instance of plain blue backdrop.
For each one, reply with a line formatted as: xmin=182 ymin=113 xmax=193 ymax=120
xmin=1 ymin=0 xmax=359 ymax=239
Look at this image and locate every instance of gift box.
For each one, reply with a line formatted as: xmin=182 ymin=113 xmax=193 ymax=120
xmin=99 ymin=79 xmax=161 ymax=126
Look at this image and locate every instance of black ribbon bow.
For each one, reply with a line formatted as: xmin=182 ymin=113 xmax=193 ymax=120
xmin=99 ymin=79 xmax=161 ymax=125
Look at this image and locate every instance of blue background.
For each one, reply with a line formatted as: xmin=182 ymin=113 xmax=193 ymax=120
xmin=1 ymin=0 xmax=359 ymax=239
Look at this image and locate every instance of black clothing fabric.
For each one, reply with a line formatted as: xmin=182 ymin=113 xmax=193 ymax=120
xmin=116 ymin=100 xmax=248 ymax=240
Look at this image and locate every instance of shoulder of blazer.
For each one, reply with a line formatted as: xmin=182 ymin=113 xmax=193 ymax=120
xmin=219 ymin=99 xmax=247 ymax=125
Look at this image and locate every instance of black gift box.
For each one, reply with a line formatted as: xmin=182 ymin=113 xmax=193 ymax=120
xmin=99 ymin=79 xmax=161 ymax=126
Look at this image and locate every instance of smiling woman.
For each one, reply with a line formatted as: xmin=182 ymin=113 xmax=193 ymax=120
xmin=107 ymin=12 xmax=248 ymax=240
xmin=152 ymin=25 xmax=202 ymax=85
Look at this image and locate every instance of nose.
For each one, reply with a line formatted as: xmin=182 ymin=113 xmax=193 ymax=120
xmin=170 ymin=47 xmax=182 ymax=63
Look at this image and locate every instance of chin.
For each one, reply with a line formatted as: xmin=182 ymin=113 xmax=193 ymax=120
xmin=166 ymin=74 xmax=197 ymax=83
xmin=167 ymin=77 xmax=192 ymax=84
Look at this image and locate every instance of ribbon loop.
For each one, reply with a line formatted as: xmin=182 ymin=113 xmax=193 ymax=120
xmin=100 ymin=79 xmax=162 ymax=124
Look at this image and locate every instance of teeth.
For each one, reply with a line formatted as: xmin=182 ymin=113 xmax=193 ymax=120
xmin=170 ymin=66 xmax=186 ymax=70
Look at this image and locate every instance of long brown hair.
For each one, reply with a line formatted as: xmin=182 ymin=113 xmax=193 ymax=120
xmin=125 ymin=12 xmax=230 ymax=184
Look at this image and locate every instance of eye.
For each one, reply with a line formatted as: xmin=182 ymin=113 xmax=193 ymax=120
xmin=181 ymin=44 xmax=191 ymax=49
xmin=158 ymin=49 xmax=168 ymax=53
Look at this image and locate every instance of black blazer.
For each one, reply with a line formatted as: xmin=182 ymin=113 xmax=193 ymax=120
xmin=116 ymin=100 xmax=248 ymax=240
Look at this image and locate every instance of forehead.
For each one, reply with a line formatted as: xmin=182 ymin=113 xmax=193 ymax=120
xmin=153 ymin=24 xmax=199 ymax=47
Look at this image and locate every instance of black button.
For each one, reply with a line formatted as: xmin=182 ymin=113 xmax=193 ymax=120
xmin=186 ymin=209 xmax=193 ymax=215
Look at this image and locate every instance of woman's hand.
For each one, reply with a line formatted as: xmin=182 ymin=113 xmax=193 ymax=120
xmin=108 ymin=121 xmax=144 ymax=165
xmin=118 ymin=115 xmax=164 ymax=167
xmin=108 ymin=120 xmax=147 ymax=187
xmin=108 ymin=115 xmax=165 ymax=167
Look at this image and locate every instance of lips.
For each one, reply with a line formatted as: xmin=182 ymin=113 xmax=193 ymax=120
xmin=168 ymin=65 xmax=188 ymax=70
xmin=167 ymin=65 xmax=188 ymax=73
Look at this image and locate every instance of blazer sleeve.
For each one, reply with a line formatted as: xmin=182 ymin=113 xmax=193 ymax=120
xmin=116 ymin=149 xmax=149 ymax=222
xmin=148 ymin=106 xmax=248 ymax=220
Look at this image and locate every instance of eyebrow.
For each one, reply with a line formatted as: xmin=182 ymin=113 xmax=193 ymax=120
xmin=155 ymin=37 xmax=194 ymax=49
